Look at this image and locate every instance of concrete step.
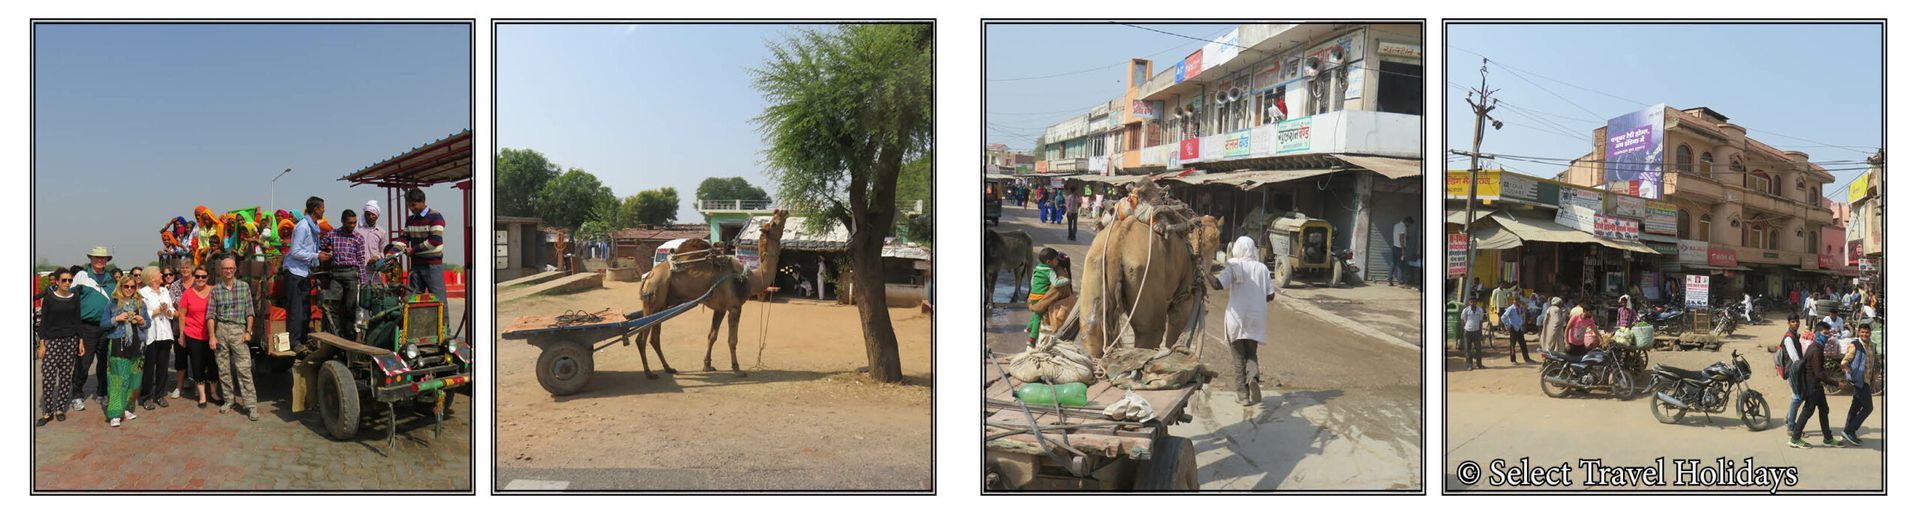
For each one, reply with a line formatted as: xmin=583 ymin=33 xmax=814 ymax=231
xmin=499 ymin=272 xmax=604 ymax=303
xmin=499 ymin=270 xmax=563 ymax=289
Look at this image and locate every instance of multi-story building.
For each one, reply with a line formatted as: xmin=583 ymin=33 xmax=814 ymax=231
xmin=1845 ymin=149 xmax=1884 ymax=283
xmin=984 ymin=144 xmax=1036 ymax=173
xmin=1558 ymin=106 xmax=1843 ymax=296
xmin=1030 ymin=23 xmax=1424 ymax=281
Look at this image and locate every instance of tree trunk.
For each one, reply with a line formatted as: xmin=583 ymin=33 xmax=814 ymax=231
xmin=849 ymin=236 xmax=902 ymax=383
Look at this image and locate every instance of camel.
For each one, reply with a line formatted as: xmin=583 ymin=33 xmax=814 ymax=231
xmin=983 ymin=229 xmax=1033 ymax=304
xmin=1074 ymin=179 xmax=1221 ymax=360
xmin=635 ymin=209 xmax=788 ymax=378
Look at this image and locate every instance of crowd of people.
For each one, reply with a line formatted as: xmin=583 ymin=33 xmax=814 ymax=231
xmin=33 ymin=188 xmax=451 ymax=428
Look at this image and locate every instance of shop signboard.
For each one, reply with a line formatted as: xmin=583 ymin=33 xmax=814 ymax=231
xmin=1448 ymin=232 xmax=1467 ymax=276
xmin=1445 ymin=169 xmax=1500 ymax=199
xmin=1180 ymin=50 xmax=1204 ymax=83
xmin=1707 ymin=246 xmax=1737 ymax=268
xmin=1604 ymin=104 xmax=1667 ymax=200
xmin=1556 ymin=204 xmax=1597 ymax=233
xmin=1499 ymin=172 xmax=1546 ymax=206
xmin=1593 ymin=214 xmax=1640 ymax=240
xmin=1222 ymin=128 xmax=1252 ymax=159
xmin=1202 ymin=28 xmax=1240 ymax=71
xmin=1608 ymin=194 xmax=1648 ymax=219
xmin=1130 ymin=100 xmax=1162 ymax=121
xmin=1685 ymin=275 xmax=1710 ymax=309
xmin=1378 ymin=41 xmax=1422 ymax=59
xmin=1678 ymin=240 xmax=1708 ymax=264
xmin=1179 ymin=137 xmax=1200 ymax=161
xmin=1560 ymin=187 xmax=1604 ymax=212
xmin=1644 ymin=201 xmax=1679 ymax=235
xmin=1272 ymin=116 xmax=1312 ymax=155
xmin=1848 ymin=172 xmax=1872 ymax=203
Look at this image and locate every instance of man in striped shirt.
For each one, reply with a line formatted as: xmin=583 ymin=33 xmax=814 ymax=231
xmin=402 ymin=188 xmax=447 ymax=327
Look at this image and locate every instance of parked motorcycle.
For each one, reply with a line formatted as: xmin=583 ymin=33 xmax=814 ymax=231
xmin=1539 ymin=345 xmax=1636 ymax=400
xmin=1711 ymin=305 xmax=1739 ymax=337
xmin=1648 ymin=350 xmax=1769 ymax=431
xmin=1639 ymin=305 xmax=1688 ymax=336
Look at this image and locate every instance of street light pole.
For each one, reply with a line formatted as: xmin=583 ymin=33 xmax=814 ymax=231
xmin=271 ymin=168 xmax=293 ymax=213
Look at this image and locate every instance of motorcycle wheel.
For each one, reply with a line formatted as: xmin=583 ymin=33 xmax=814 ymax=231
xmin=1610 ymin=365 xmax=1636 ymax=401
xmin=1738 ymin=390 xmax=1770 ymax=431
xmin=1539 ymin=363 xmax=1573 ymax=398
xmin=1650 ymin=380 xmax=1686 ymax=424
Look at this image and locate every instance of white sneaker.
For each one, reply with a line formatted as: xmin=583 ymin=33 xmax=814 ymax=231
xmin=123 ymin=410 xmax=137 ymax=421
xmin=109 ymin=418 xmax=122 ymax=427
xmin=72 ymin=399 xmax=85 ymax=411
xmin=169 ymin=388 xmax=181 ymax=399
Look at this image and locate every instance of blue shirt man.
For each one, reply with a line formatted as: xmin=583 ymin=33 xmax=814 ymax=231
xmin=287 ymin=212 xmax=322 ymax=278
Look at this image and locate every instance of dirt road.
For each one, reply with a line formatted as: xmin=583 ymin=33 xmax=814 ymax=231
xmin=985 ymin=205 xmax=1422 ymax=490
xmin=1444 ymin=313 xmax=1884 ymax=492
xmin=495 ymin=280 xmax=932 ymax=491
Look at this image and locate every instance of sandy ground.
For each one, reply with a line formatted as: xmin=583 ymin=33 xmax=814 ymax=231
xmin=495 ymin=280 xmax=933 ymax=491
xmin=1443 ymin=312 xmax=1884 ymax=492
xmin=986 ymin=205 xmax=1422 ymax=491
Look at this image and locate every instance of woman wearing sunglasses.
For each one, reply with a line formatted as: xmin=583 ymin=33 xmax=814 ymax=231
xmin=176 ymin=267 xmax=219 ymax=408
xmin=105 ymin=279 xmax=147 ymax=427
xmin=37 ymin=269 xmax=87 ymax=426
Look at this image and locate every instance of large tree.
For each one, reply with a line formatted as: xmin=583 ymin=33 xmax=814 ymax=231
xmin=620 ymin=187 xmax=681 ymax=227
xmin=753 ymin=23 xmax=930 ymax=383
xmin=695 ymin=177 xmax=771 ymax=204
xmin=496 ymin=148 xmax=562 ymax=217
xmin=535 ymin=168 xmax=617 ymax=232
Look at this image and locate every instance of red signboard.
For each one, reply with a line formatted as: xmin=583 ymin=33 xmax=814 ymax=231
xmin=1447 ymin=233 xmax=1468 ymax=276
xmin=1179 ymin=138 xmax=1200 ymax=160
xmin=1707 ymin=247 xmax=1737 ymax=268
xmin=1184 ymin=51 xmax=1204 ymax=79
xmin=1847 ymin=240 xmax=1863 ymax=266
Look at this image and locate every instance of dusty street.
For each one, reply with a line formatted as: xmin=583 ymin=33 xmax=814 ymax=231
xmin=1444 ymin=311 xmax=1884 ymax=492
xmin=494 ymin=280 xmax=933 ymax=491
xmin=985 ymin=205 xmax=1422 ymax=491
xmin=33 ymin=301 xmax=474 ymax=491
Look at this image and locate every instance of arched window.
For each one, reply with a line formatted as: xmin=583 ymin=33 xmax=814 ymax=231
xmin=1699 ymin=152 xmax=1715 ymax=177
xmin=1677 ymin=209 xmax=1691 ymax=240
xmin=1698 ymin=213 xmax=1712 ymax=243
xmin=1772 ymin=174 xmax=1783 ymax=196
xmin=1749 ymin=170 xmax=1771 ymax=194
xmin=1675 ymin=145 xmax=1694 ymax=174
xmin=1769 ymin=229 xmax=1781 ymax=250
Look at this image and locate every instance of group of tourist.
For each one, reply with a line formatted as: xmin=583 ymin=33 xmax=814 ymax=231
xmin=33 ymin=188 xmax=450 ymax=428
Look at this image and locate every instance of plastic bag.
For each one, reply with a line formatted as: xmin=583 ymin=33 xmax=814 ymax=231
xmin=1103 ymin=389 xmax=1155 ymax=422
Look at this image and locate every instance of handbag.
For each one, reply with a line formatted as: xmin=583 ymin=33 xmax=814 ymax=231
xmin=1581 ymin=327 xmax=1601 ymax=348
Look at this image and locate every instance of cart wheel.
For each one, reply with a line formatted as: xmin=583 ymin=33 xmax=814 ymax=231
xmin=1134 ymin=435 xmax=1199 ymax=491
xmin=318 ymin=359 xmax=360 ymax=441
xmin=536 ymin=342 xmax=595 ymax=396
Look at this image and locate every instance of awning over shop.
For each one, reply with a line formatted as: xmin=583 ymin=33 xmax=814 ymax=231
xmin=1163 ymin=168 xmax=1343 ymax=190
xmin=1334 ymin=154 xmax=1422 ymax=179
xmin=1466 ymin=212 xmax=1658 ymax=254
xmin=1446 ymin=210 xmax=1494 ymax=226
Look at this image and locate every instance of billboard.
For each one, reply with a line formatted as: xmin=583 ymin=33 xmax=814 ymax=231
xmin=1593 ymin=214 xmax=1639 ymax=241
xmin=1605 ymin=104 xmax=1667 ymax=200
xmin=1130 ymin=100 xmax=1163 ymax=121
xmin=1444 ymin=170 xmax=1500 ymax=199
xmin=1678 ymin=240 xmax=1708 ymax=264
xmin=1848 ymin=171 xmax=1873 ymax=203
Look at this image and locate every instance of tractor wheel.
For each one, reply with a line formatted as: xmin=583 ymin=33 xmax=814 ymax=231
xmin=1273 ymin=259 xmax=1294 ymax=290
xmin=1134 ymin=435 xmax=1199 ymax=491
xmin=536 ymin=342 xmax=595 ymax=396
xmin=317 ymin=360 xmax=361 ymax=441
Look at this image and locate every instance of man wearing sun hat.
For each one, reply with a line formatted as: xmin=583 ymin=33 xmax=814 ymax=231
xmin=67 ymin=246 xmax=117 ymax=410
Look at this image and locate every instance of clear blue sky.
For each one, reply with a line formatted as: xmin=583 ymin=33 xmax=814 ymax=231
xmin=34 ymin=23 xmax=473 ymax=268
xmin=496 ymin=23 xmax=814 ymax=223
xmin=1444 ymin=23 xmax=1884 ymax=202
xmin=986 ymin=23 xmax=1236 ymax=153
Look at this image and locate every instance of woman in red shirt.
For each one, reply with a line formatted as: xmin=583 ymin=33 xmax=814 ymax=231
xmin=176 ymin=269 xmax=218 ymax=408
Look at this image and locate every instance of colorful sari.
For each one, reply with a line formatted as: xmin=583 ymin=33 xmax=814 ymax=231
xmin=105 ymin=297 xmax=146 ymax=420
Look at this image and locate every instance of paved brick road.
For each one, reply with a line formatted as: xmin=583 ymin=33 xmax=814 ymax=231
xmin=33 ymin=359 xmax=473 ymax=491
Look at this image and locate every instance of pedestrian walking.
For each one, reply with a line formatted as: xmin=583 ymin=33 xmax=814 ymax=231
xmin=1215 ymin=236 xmax=1273 ymax=405
xmin=1540 ymin=297 xmax=1568 ymax=356
xmin=105 ymin=279 xmax=147 ymax=427
xmin=70 ymin=247 xmax=117 ymax=412
xmin=1065 ymin=188 xmax=1081 ymax=241
xmin=1840 ymin=322 xmax=1877 ymax=446
xmin=1503 ymin=296 xmax=1535 ymax=364
xmin=1461 ymin=296 xmax=1487 ymax=370
xmin=37 ymin=269 xmax=86 ymax=426
xmin=209 ymin=254 xmax=260 ymax=421
xmin=1788 ymin=318 xmax=1835 ymax=448
xmin=402 ymin=188 xmax=449 ymax=327
xmin=135 ymin=268 xmax=176 ymax=410
xmin=176 ymin=267 xmax=218 ymax=408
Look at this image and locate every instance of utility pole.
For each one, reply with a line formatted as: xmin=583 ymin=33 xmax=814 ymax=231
xmin=1458 ymin=58 xmax=1501 ymax=305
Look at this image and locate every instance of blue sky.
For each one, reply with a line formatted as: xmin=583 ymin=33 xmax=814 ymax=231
xmin=34 ymin=23 xmax=473 ymax=267
xmin=1444 ymin=23 xmax=1884 ymax=201
xmin=496 ymin=23 xmax=816 ymax=223
xmin=986 ymin=23 xmax=1236 ymax=153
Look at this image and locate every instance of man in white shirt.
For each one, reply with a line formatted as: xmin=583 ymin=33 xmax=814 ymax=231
xmin=1390 ymin=216 xmax=1412 ymax=287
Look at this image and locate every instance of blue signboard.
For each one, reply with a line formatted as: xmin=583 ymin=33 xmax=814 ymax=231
xmin=1605 ymin=104 xmax=1666 ymax=199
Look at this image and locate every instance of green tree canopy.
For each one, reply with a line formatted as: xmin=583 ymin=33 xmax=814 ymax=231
xmin=753 ymin=23 xmax=931 ymax=383
xmin=620 ymin=187 xmax=681 ymax=227
xmin=695 ymin=177 xmax=771 ymax=204
xmin=496 ymin=148 xmax=561 ymax=217
xmin=535 ymin=168 xmax=617 ymax=232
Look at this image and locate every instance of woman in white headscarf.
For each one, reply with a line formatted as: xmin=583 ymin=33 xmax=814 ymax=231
xmin=1214 ymin=236 xmax=1273 ymax=406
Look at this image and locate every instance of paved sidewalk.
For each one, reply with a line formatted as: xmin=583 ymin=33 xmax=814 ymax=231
xmin=1276 ymin=283 xmax=1424 ymax=349
xmin=33 ymin=361 xmax=472 ymax=491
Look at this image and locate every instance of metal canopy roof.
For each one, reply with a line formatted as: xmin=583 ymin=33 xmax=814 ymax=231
xmin=341 ymin=130 xmax=473 ymax=187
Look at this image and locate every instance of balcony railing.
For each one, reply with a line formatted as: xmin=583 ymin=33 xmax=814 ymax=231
xmin=696 ymin=199 xmax=776 ymax=211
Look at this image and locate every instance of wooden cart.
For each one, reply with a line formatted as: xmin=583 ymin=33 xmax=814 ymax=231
xmin=983 ymin=358 xmax=1202 ymax=491
xmin=500 ymin=279 xmax=720 ymax=396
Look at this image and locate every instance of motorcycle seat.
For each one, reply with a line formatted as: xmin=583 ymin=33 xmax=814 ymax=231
xmin=1654 ymin=364 xmax=1711 ymax=382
